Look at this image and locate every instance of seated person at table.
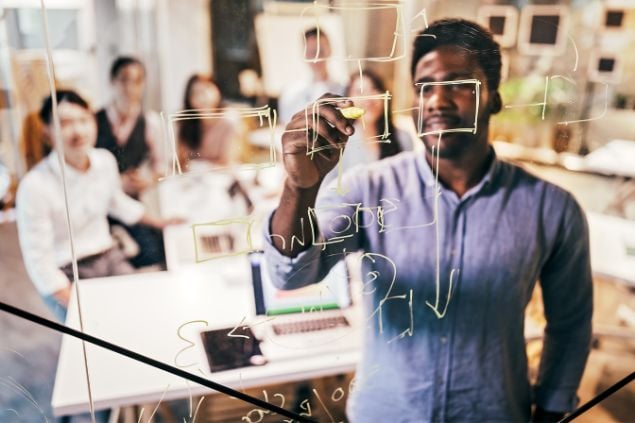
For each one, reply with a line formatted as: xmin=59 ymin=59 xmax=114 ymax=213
xmin=16 ymin=89 xmax=178 ymax=322
xmin=177 ymin=74 xmax=252 ymax=211
xmin=96 ymin=56 xmax=165 ymax=268
xmin=323 ymin=69 xmax=413 ymax=186
xmin=177 ymin=74 xmax=242 ymax=171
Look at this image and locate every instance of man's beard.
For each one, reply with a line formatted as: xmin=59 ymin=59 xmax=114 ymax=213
xmin=421 ymin=131 xmax=477 ymax=159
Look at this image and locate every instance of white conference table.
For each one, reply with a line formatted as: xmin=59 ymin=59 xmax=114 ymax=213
xmin=51 ymin=256 xmax=361 ymax=417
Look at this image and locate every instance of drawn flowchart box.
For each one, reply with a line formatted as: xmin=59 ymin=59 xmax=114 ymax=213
xmin=301 ymin=2 xmax=408 ymax=63
xmin=162 ymin=105 xmax=278 ymax=177
xmin=414 ymin=79 xmax=481 ymax=138
xmin=192 ymin=218 xmax=255 ymax=262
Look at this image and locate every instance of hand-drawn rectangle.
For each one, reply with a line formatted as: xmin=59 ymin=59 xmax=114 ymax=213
xmin=162 ymin=106 xmax=277 ymax=178
xmin=414 ymin=79 xmax=481 ymax=137
xmin=193 ymin=218 xmax=254 ymax=262
xmin=301 ymin=2 xmax=407 ymax=63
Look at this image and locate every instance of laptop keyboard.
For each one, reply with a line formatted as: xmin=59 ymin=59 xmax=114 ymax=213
xmin=272 ymin=315 xmax=350 ymax=336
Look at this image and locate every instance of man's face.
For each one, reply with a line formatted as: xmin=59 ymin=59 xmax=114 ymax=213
xmin=304 ymin=34 xmax=331 ymax=60
xmin=412 ymin=45 xmax=497 ymax=159
xmin=305 ymin=34 xmax=331 ymax=75
xmin=112 ymin=63 xmax=145 ymax=107
xmin=51 ymin=101 xmax=97 ymax=159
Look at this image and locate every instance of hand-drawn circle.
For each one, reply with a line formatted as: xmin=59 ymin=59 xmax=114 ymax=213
xmin=331 ymin=386 xmax=345 ymax=402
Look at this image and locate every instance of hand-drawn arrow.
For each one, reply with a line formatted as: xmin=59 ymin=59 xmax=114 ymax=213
xmin=425 ymin=136 xmax=458 ymax=319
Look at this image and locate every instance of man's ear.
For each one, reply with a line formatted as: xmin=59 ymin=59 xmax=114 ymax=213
xmin=489 ymin=91 xmax=502 ymax=115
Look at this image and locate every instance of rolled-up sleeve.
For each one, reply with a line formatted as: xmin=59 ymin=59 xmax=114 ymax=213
xmin=535 ymin=194 xmax=593 ymax=412
xmin=262 ymin=170 xmax=366 ymax=290
xmin=262 ymin=216 xmax=330 ymax=290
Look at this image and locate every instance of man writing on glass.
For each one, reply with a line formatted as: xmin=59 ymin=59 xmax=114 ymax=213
xmin=263 ymin=19 xmax=592 ymax=422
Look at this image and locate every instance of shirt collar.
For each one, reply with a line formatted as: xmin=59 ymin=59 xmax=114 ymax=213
xmin=416 ymin=147 xmax=500 ymax=195
xmin=46 ymin=149 xmax=93 ymax=179
xmin=106 ymin=103 xmax=141 ymax=126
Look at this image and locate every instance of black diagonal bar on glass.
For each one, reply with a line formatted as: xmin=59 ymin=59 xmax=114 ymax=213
xmin=0 ymin=301 xmax=315 ymax=423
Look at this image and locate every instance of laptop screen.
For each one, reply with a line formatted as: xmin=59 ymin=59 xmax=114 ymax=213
xmin=249 ymin=252 xmax=351 ymax=316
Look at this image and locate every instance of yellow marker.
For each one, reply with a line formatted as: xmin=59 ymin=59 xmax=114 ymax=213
xmin=339 ymin=106 xmax=365 ymax=119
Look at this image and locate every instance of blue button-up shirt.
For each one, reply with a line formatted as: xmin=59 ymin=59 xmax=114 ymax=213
xmin=263 ymin=150 xmax=592 ymax=422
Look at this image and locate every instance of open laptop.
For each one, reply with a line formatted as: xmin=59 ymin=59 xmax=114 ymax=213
xmin=248 ymin=251 xmax=362 ymax=361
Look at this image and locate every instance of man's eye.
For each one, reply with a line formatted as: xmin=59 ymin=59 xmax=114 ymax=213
xmin=419 ymin=85 xmax=433 ymax=95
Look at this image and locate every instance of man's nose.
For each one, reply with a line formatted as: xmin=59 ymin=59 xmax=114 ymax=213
xmin=424 ymin=85 xmax=455 ymax=113
xmin=72 ymin=122 xmax=89 ymax=139
xmin=68 ymin=129 xmax=82 ymax=143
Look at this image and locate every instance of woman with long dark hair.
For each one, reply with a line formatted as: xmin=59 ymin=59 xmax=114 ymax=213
xmin=177 ymin=74 xmax=239 ymax=170
xmin=323 ymin=69 xmax=413 ymax=186
xmin=174 ymin=74 xmax=253 ymax=219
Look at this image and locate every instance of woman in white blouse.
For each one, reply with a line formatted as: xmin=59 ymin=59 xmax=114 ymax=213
xmin=16 ymin=90 xmax=178 ymax=321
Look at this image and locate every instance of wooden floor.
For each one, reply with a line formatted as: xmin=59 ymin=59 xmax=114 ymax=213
xmin=1 ymin=215 xmax=633 ymax=422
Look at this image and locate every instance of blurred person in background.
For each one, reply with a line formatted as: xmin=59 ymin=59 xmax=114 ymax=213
xmin=16 ymin=89 xmax=179 ymax=323
xmin=177 ymin=74 xmax=242 ymax=171
xmin=175 ymin=74 xmax=253 ymax=217
xmin=323 ymin=69 xmax=413 ymax=187
xmin=277 ymin=27 xmax=346 ymax=124
xmin=96 ymin=56 xmax=166 ymax=268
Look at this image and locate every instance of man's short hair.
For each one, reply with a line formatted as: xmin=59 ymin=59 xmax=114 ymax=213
xmin=304 ymin=26 xmax=327 ymax=41
xmin=411 ymin=19 xmax=502 ymax=91
xmin=39 ymin=89 xmax=90 ymax=125
xmin=110 ymin=56 xmax=145 ymax=80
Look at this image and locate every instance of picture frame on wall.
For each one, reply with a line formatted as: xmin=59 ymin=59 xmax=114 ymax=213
xmin=477 ymin=5 xmax=519 ymax=49
xmin=517 ymin=5 xmax=570 ymax=56
xmin=588 ymin=50 xmax=622 ymax=84
xmin=602 ymin=8 xmax=625 ymax=30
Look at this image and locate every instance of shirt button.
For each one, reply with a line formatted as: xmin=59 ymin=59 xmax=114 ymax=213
xmin=440 ymin=336 xmax=447 ymax=344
